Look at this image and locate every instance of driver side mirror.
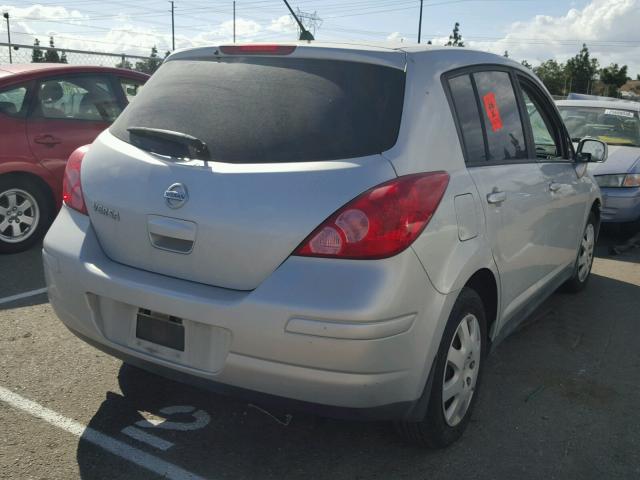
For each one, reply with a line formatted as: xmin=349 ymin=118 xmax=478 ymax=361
xmin=576 ymin=138 xmax=607 ymax=163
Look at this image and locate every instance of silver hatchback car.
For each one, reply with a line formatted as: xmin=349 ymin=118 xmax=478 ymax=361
xmin=43 ymin=43 xmax=606 ymax=447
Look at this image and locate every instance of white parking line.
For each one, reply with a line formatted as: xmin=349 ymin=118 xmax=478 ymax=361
xmin=0 ymin=386 xmax=207 ymax=480
xmin=0 ymin=287 xmax=48 ymax=306
xmin=122 ymin=425 xmax=175 ymax=451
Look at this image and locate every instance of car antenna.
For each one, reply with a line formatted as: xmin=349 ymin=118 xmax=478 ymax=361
xmin=282 ymin=0 xmax=314 ymax=41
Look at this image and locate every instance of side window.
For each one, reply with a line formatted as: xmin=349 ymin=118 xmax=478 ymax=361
xmin=473 ymin=71 xmax=528 ymax=162
xmin=119 ymin=77 xmax=144 ymax=103
xmin=448 ymin=74 xmax=486 ymax=163
xmin=519 ymin=81 xmax=563 ymax=160
xmin=0 ymin=85 xmax=28 ymax=117
xmin=35 ymin=76 xmax=122 ymax=122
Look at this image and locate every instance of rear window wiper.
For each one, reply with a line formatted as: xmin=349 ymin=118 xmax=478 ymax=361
xmin=127 ymin=127 xmax=210 ymax=161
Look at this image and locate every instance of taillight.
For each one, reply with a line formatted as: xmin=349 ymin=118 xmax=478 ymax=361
xmin=294 ymin=172 xmax=450 ymax=260
xmin=219 ymin=44 xmax=296 ymax=55
xmin=62 ymin=146 xmax=89 ymax=215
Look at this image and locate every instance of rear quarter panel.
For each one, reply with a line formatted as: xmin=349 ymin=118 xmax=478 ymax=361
xmin=384 ymin=50 xmax=499 ymax=298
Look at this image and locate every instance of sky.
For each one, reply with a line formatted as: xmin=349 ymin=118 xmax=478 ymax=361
xmin=1 ymin=0 xmax=640 ymax=75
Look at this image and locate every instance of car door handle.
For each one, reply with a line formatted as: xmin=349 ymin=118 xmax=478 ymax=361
xmin=549 ymin=182 xmax=562 ymax=192
xmin=34 ymin=135 xmax=62 ymax=146
xmin=487 ymin=190 xmax=506 ymax=204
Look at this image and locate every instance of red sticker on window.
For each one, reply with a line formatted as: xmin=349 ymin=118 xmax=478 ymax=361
xmin=482 ymin=92 xmax=503 ymax=132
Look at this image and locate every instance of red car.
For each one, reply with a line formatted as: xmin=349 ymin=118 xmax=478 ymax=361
xmin=0 ymin=64 xmax=148 ymax=253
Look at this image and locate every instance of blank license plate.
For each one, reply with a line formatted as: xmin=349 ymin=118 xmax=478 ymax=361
xmin=136 ymin=309 xmax=185 ymax=351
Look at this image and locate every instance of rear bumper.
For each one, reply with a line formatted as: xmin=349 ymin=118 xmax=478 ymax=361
xmin=69 ymin=326 xmax=419 ymax=421
xmin=601 ymin=187 xmax=640 ymax=223
xmin=43 ymin=206 xmax=455 ymax=419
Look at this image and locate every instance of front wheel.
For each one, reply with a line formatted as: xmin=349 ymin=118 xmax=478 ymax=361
xmin=562 ymin=212 xmax=597 ymax=293
xmin=396 ymin=288 xmax=487 ymax=448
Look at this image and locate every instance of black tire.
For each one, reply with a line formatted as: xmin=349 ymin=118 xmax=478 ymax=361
xmin=562 ymin=212 xmax=597 ymax=293
xmin=0 ymin=175 xmax=54 ymax=254
xmin=396 ymin=287 xmax=487 ymax=448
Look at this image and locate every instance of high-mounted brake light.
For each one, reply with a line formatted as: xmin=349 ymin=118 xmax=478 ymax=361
xmin=294 ymin=172 xmax=450 ymax=260
xmin=219 ymin=44 xmax=296 ymax=55
xmin=62 ymin=146 xmax=89 ymax=215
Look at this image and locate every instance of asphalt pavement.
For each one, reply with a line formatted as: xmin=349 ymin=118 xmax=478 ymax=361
xmin=1 ymin=228 xmax=639 ymax=479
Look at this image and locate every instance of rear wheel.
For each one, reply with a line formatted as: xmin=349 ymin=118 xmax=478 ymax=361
xmin=396 ymin=288 xmax=487 ymax=448
xmin=562 ymin=212 xmax=596 ymax=293
xmin=0 ymin=176 xmax=53 ymax=254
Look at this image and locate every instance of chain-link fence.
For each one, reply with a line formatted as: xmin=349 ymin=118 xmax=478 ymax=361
xmin=0 ymin=42 xmax=154 ymax=72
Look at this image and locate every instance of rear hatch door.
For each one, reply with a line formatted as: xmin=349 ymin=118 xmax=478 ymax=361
xmin=82 ymin=46 xmax=406 ymax=290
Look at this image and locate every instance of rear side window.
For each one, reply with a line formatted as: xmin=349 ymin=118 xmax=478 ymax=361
xmin=448 ymin=75 xmax=486 ymax=163
xmin=110 ymin=57 xmax=406 ymax=163
xmin=0 ymin=85 xmax=28 ymax=117
xmin=473 ymin=71 xmax=527 ymax=162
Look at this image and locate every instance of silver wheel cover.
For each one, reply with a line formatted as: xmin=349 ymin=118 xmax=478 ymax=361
xmin=442 ymin=313 xmax=482 ymax=427
xmin=0 ymin=188 xmax=40 ymax=244
xmin=577 ymin=223 xmax=595 ymax=282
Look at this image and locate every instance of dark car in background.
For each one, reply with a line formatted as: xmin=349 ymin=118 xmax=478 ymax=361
xmin=0 ymin=64 xmax=148 ymax=253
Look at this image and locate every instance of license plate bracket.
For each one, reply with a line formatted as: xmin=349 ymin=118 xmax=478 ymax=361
xmin=136 ymin=309 xmax=185 ymax=351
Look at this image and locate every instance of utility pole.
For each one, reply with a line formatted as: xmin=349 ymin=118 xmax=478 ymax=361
xmin=282 ymin=0 xmax=314 ymax=41
xmin=169 ymin=1 xmax=175 ymax=51
xmin=2 ymin=11 xmax=11 ymax=64
xmin=417 ymin=0 xmax=423 ymax=44
xmin=233 ymin=1 xmax=236 ymax=43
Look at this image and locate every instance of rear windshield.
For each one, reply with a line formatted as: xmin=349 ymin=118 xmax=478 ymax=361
xmin=110 ymin=57 xmax=406 ymax=163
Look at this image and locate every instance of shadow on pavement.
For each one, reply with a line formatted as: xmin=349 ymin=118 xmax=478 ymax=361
xmin=76 ymin=271 xmax=640 ymax=480
xmin=0 ymin=241 xmax=46 ymax=302
xmin=0 ymin=293 xmax=49 ymax=311
xmin=594 ymin=226 xmax=640 ymax=264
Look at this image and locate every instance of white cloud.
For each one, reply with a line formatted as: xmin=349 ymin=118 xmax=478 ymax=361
xmin=267 ymin=15 xmax=296 ymax=33
xmin=469 ymin=0 xmax=640 ymax=74
xmin=0 ymin=4 xmax=86 ymax=22
xmin=215 ymin=18 xmax=262 ymax=38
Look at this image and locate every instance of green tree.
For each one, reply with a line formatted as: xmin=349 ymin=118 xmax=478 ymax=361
xmin=445 ymin=22 xmax=464 ymax=47
xmin=521 ymin=60 xmax=533 ymax=69
xmin=533 ymin=59 xmax=566 ymax=96
xmin=60 ymin=51 xmax=68 ymax=64
xmin=134 ymin=46 xmax=163 ymax=74
xmin=564 ymin=44 xmax=599 ymax=94
xmin=600 ymin=63 xmax=628 ymax=97
xmin=503 ymin=50 xmax=509 ymax=58
xmin=31 ymin=39 xmax=44 ymax=63
xmin=44 ymin=36 xmax=61 ymax=63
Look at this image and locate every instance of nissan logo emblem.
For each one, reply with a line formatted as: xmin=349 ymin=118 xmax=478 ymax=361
xmin=163 ymin=183 xmax=189 ymax=209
